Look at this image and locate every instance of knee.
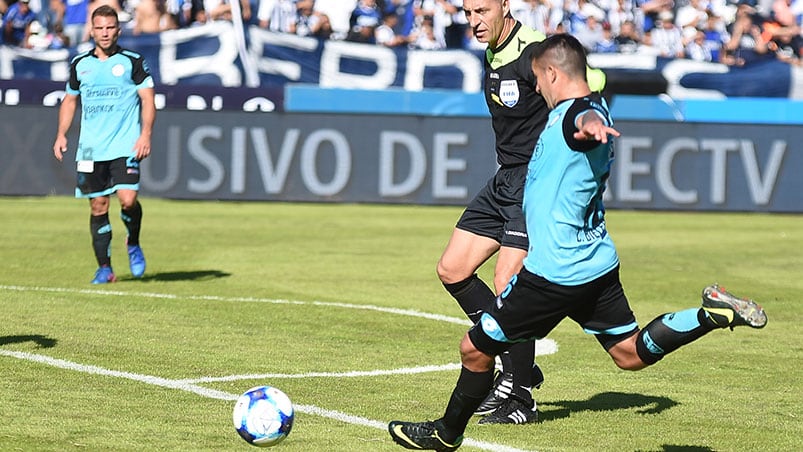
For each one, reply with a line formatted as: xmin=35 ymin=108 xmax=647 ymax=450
xmin=459 ymin=335 xmax=495 ymax=372
xmin=437 ymin=259 xmax=467 ymax=285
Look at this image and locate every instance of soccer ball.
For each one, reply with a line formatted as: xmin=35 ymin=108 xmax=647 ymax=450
xmin=233 ymin=386 xmax=294 ymax=447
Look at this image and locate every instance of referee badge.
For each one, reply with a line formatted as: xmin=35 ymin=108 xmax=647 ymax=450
xmin=499 ymin=80 xmax=519 ymax=107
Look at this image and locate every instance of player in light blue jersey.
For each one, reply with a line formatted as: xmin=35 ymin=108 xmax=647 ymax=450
xmin=53 ymin=5 xmax=155 ymax=285
xmin=388 ymin=34 xmax=767 ymax=451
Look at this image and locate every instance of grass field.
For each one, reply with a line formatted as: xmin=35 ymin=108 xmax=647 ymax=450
xmin=1 ymin=196 xmax=801 ymax=452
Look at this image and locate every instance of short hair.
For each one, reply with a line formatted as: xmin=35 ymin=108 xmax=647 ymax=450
xmin=531 ymin=33 xmax=587 ymax=80
xmin=92 ymin=5 xmax=120 ymax=26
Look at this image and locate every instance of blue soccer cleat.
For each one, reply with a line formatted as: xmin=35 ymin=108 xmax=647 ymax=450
xmin=127 ymin=244 xmax=146 ymax=278
xmin=91 ymin=266 xmax=116 ymax=284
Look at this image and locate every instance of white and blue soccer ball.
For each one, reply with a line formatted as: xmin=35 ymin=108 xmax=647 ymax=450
xmin=233 ymin=386 xmax=294 ymax=447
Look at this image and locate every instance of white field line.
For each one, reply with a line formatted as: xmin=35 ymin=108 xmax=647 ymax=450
xmin=1 ymin=285 xmax=551 ymax=452
xmin=0 ymin=350 xmax=530 ymax=452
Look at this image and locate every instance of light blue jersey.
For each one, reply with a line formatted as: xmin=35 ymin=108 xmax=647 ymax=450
xmin=66 ymin=46 xmax=154 ymax=162
xmin=522 ymin=94 xmax=619 ymax=285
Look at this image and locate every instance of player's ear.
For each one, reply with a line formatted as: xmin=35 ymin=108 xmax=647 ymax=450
xmin=502 ymin=0 xmax=510 ymax=16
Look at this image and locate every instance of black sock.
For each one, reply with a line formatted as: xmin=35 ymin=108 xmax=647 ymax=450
xmin=439 ymin=366 xmax=494 ymax=442
xmin=505 ymin=341 xmax=535 ymax=406
xmin=120 ymin=200 xmax=142 ymax=246
xmin=443 ymin=274 xmax=496 ymax=323
xmin=90 ymin=213 xmax=112 ymax=267
xmin=636 ymin=308 xmax=716 ymax=365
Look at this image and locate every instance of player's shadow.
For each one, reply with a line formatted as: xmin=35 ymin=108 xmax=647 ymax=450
xmin=538 ymin=391 xmax=678 ymax=422
xmin=0 ymin=334 xmax=57 ymax=348
xmin=128 ymin=270 xmax=231 ymax=282
xmin=645 ymin=446 xmax=714 ymax=452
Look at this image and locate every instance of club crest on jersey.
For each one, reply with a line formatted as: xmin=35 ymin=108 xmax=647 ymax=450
xmin=499 ymin=80 xmax=519 ymax=107
xmin=112 ymin=64 xmax=125 ymax=77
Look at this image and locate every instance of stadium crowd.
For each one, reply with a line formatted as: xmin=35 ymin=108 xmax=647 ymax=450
xmin=2 ymin=0 xmax=802 ymax=65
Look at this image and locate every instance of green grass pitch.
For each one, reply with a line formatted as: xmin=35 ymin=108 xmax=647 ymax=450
xmin=0 ymin=196 xmax=800 ymax=451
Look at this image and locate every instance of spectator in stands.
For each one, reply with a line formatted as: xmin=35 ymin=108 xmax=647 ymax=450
xmin=375 ymin=10 xmax=410 ymax=45
xmin=769 ymin=27 xmax=803 ymax=65
xmin=770 ymin=0 xmax=798 ymax=28
xmin=651 ymin=9 xmax=685 ymax=57
xmin=203 ymin=0 xmax=251 ymax=23
xmin=722 ymin=1 xmax=771 ymax=65
xmin=634 ymin=0 xmax=672 ymax=32
xmin=686 ymin=27 xmax=713 ymax=60
xmin=62 ymin=0 xmax=89 ymax=46
xmin=257 ymin=0 xmax=296 ymax=31
xmin=411 ymin=12 xmax=443 ymax=48
xmin=293 ymin=0 xmax=331 ymax=38
xmin=165 ymin=0 xmax=205 ymax=27
xmin=675 ymin=0 xmax=708 ymax=36
xmin=39 ymin=0 xmax=65 ymax=35
xmin=133 ymin=0 xmax=177 ymax=33
xmin=4 ymin=0 xmax=37 ymax=47
xmin=574 ymin=13 xmax=605 ymax=50
xmin=510 ymin=0 xmax=550 ymax=34
xmin=384 ymin=0 xmax=415 ymax=37
xmin=614 ymin=18 xmax=642 ymax=52
xmin=440 ymin=0 xmax=467 ymax=48
xmin=701 ymin=10 xmax=728 ymax=61
xmin=313 ymin=0 xmax=355 ymax=39
xmin=607 ymin=0 xmax=637 ymax=36
xmin=595 ymin=20 xmax=618 ymax=52
xmin=347 ymin=0 xmax=381 ymax=43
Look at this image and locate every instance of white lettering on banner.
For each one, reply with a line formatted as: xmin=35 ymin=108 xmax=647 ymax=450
xmin=607 ymin=137 xmax=786 ymax=205
xmin=300 ymin=129 xmax=351 ymax=196
xmin=319 ymin=40 xmax=398 ymax=89
xmin=188 ymin=126 xmax=226 ymax=193
xmin=240 ymin=128 xmax=299 ymax=193
xmin=158 ymin=23 xmax=241 ymax=86
xmin=248 ymin=27 xmax=318 ymax=81
xmin=611 ymin=137 xmax=653 ymax=202
xmin=432 ymin=133 xmax=468 ymax=198
xmin=141 ymin=126 xmax=181 ymax=191
xmin=379 ymin=131 xmax=427 ymax=197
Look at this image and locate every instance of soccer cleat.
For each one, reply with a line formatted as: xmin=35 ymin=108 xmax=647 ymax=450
xmin=474 ymin=370 xmax=513 ymax=415
xmin=477 ymin=398 xmax=539 ymax=425
xmin=127 ymin=244 xmax=146 ymax=278
xmin=474 ymin=363 xmax=544 ymax=416
xmin=388 ymin=420 xmax=462 ymax=451
xmin=702 ymin=284 xmax=767 ymax=330
xmin=91 ymin=266 xmax=116 ymax=284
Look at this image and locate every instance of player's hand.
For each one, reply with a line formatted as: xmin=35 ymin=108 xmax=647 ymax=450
xmin=574 ymin=123 xmax=620 ymax=143
xmin=53 ymin=136 xmax=68 ymax=162
xmin=133 ymin=136 xmax=152 ymax=160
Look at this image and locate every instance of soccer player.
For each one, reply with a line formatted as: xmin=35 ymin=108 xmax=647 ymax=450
xmin=435 ymin=0 xmax=605 ymax=424
xmin=388 ymin=33 xmax=768 ymax=451
xmin=53 ymin=5 xmax=155 ymax=284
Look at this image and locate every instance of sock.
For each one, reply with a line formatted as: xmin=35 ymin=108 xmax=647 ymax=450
xmin=505 ymin=341 xmax=535 ymax=406
xmin=439 ymin=366 xmax=494 ymax=442
xmin=443 ymin=274 xmax=496 ymax=323
xmin=120 ymin=200 xmax=143 ymax=246
xmin=90 ymin=213 xmax=112 ymax=267
xmin=636 ymin=308 xmax=716 ymax=365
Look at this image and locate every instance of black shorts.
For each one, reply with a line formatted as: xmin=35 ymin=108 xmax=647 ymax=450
xmin=76 ymin=157 xmax=141 ymax=198
xmin=469 ymin=265 xmax=639 ymax=354
xmin=456 ymin=164 xmax=528 ymax=250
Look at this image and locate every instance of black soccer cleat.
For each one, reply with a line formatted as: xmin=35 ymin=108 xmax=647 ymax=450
xmin=474 ymin=370 xmax=513 ymax=415
xmin=478 ymin=398 xmax=538 ymax=425
xmin=388 ymin=419 xmax=462 ymax=451
xmin=702 ymin=284 xmax=767 ymax=330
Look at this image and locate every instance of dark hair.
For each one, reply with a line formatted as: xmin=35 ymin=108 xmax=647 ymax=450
xmin=92 ymin=4 xmax=120 ymax=25
xmin=531 ymin=33 xmax=587 ymax=79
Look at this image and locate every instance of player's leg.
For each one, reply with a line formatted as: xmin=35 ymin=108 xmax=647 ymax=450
xmin=88 ymin=195 xmax=115 ymax=284
xmin=598 ymin=280 xmax=768 ymax=369
xmin=78 ymin=161 xmax=116 ymax=284
xmin=114 ymin=157 xmax=146 ymax=278
xmin=437 ymin=227 xmax=499 ymax=323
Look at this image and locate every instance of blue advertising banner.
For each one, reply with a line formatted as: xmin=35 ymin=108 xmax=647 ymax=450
xmin=4 ymin=22 xmax=803 ymax=99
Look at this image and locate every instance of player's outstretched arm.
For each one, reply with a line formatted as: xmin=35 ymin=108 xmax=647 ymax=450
xmin=574 ymin=110 xmax=620 ymax=143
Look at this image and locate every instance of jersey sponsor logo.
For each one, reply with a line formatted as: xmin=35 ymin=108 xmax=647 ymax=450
xmin=112 ymin=64 xmax=125 ymax=77
xmin=499 ymin=80 xmax=519 ymax=107
xmin=84 ymin=86 xmax=121 ymax=99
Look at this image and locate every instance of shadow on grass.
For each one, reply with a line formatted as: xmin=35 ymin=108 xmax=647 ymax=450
xmin=120 ymin=270 xmax=232 ymax=282
xmin=0 ymin=334 xmax=57 ymax=348
xmin=652 ymin=446 xmax=714 ymax=452
xmin=539 ymin=391 xmax=679 ymax=421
